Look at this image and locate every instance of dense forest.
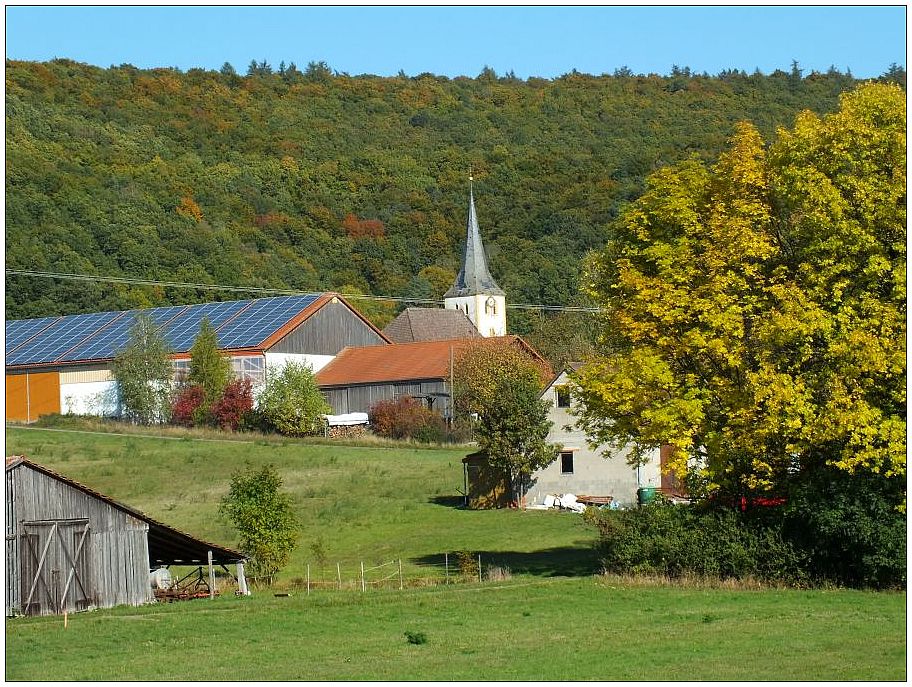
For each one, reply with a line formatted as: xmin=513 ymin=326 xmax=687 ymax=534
xmin=5 ymin=58 xmax=904 ymax=343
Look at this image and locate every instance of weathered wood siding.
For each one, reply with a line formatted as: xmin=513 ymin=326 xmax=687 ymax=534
xmin=321 ymin=380 xmax=451 ymax=416
xmin=6 ymin=464 xmax=152 ymax=616
xmin=269 ymin=301 xmax=386 ymax=355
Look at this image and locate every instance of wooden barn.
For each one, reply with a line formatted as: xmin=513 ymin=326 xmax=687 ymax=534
xmin=5 ymin=456 xmax=246 ymax=617
xmin=316 ymin=336 xmax=549 ymax=417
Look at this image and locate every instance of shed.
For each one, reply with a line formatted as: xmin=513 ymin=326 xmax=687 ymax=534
xmin=5 ymin=456 xmax=246 ymax=617
xmin=462 ymin=452 xmax=512 ymax=509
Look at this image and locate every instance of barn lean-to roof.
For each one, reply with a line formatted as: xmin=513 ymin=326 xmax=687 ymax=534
xmin=5 ymin=456 xmax=245 ymax=565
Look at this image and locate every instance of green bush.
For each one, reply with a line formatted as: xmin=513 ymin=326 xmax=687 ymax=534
xmin=256 ymin=361 xmax=330 ymax=437
xmin=783 ymin=468 xmax=906 ymax=589
xmin=587 ymin=499 xmax=807 ymax=584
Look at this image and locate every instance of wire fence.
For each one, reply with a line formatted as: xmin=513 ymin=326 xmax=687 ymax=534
xmin=286 ymin=552 xmax=495 ymax=594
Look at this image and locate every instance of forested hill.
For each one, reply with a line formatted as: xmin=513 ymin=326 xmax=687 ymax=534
xmin=5 ymin=59 xmax=897 ymax=332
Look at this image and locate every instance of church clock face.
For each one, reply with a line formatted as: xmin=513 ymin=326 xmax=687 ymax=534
xmin=485 ymin=296 xmax=497 ymax=315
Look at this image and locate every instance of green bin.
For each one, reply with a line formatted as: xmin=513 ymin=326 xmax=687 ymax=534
xmin=637 ymin=486 xmax=657 ymax=506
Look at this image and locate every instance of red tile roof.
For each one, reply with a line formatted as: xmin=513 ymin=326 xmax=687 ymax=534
xmin=316 ymin=336 xmax=550 ymax=386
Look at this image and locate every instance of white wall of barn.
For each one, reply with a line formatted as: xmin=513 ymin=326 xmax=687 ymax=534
xmin=264 ymin=352 xmax=334 ymax=375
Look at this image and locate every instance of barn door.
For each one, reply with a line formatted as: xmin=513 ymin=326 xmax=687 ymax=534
xmin=19 ymin=520 xmax=93 ymax=616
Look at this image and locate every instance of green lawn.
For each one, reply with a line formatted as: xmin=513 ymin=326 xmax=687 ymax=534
xmin=5 ymin=423 xmax=597 ymax=582
xmin=5 ymin=423 xmax=906 ymax=681
xmin=6 ymin=577 xmax=906 ymax=681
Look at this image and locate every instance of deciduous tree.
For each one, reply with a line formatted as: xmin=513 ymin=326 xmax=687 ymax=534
xmin=111 ymin=314 xmax=173 ymax=424
xmin=256 ymin=361 xmax=330 ymax=436
xmin=220 ymin=463 xmax=298 ymax=584
xmin=574 ymin=84 xmax=906 ymax=502
xmin=453 ymin=339 xmax=557 ymax=500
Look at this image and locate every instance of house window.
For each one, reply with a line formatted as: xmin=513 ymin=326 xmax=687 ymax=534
xmin=560 ymin=451 xmax=574 ymax=474
xmin=555 ymin=385 xmax=571 ymax=408
xmin=231 ymin=356 xmax=265 ymax=386
xmin=172 ymin=359 xmax=190 ymax=384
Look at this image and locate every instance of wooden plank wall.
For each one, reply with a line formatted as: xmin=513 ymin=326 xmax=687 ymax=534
xmin=322 ymin=380 xmax=451 ymax=416
xmin=269 ymin=301 xmax=386 ymax=355
xmin=6 ymin=465 xmax=152 ymax=616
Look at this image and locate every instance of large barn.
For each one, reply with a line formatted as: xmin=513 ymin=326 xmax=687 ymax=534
xmin=5 ymin=293 xmax=388 ymax=422
xmin=316 ymin=336 xmax=549 ymax=417
xmin=5 ymin=456 xmax=246 ymax=616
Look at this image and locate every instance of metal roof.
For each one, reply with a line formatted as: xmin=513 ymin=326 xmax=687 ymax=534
xmin=444 ymin=185 xmax=505 ymax=299
xmin=5 ymin=293 xmax=330 ymax=368
xmin=6 ymin=456 xmax=246 ymax=566
xmin=316 ymin=336 xmax=550 ymax=387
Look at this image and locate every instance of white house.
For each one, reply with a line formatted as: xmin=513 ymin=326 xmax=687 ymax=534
xmin=526 ymin=367 xmax=663 ymax=508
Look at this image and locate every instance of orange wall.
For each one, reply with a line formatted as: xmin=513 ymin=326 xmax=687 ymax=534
xmin=5 ymin=372 xmax=60 ymax=422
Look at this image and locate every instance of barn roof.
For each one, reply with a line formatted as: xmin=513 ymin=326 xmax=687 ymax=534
xmin=5 ymin=456 xmax=245 ymax=566
xmin=5 ymin=292 xmax=385 ymax=370
xmin=316 ymin=336 xmax=550 ymax=387
xmin=382 ymin=307 xmax=481 ymax=343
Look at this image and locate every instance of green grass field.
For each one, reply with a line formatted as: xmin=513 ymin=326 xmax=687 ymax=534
xmin=6 ymin=577 xmax=906 ymax=681
xmin=5 ymin=422 xmax=907 ymax=681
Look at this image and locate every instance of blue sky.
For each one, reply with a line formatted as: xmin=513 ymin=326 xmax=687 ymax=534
xmin=4 ymin=5 xmax=906 ymax=79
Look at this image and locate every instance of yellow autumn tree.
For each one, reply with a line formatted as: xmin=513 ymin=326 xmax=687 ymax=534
xmin=574 ymin=83 xmax=906 ymax=500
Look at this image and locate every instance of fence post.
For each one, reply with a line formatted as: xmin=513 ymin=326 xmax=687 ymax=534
xmin=478 ymin=554 xmax=482 ymax=584
xmin=337 ymin=563 xmax=342 ymax=590
xmin=360 ymin=561 xmax=365 ymax=592
xmin=306 ymin=564 xmax=310 ymax=596
xmin=398 ymin=559 xmax=403 ymax=590
xmin=445 ymin=553 xmax=449 ymax=584
xmin=208 ymin=550 xmax=215 ymax=599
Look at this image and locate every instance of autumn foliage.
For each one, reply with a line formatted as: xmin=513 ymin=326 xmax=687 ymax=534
xmin=171 ymin=384 xmax=206 ymax=427
xmin=369 ymin=396 xmax=445 ymax=442
xmin=575 ymin=83 xmax=906 ymax=500
xmin=210 ymin=378 xmax=254 ymax=431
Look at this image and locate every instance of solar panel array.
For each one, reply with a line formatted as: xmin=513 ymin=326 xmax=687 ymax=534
xmin=5 ymin=295 xmax=325 ymax=367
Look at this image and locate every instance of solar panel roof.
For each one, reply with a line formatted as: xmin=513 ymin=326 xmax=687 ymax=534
xmin=216 ymin=294 xmax=320 ymax=349
xmin=6 ymin=311 xmax=122 ymax=366
xmin=64 ymin=305 xmax=189 ymax=362
xmin=5 ymin=294 xmax=326 ymax=367
xmin=6 ymin=316 xmax=60 ymax=353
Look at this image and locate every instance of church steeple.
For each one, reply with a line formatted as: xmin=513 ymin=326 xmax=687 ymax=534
xmin=444 ymin=180 xmax=504 ymax=299
xmin=444 ymin=180 xmax=507 ymax=337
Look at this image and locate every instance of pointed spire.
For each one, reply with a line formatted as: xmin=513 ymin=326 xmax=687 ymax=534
xmin=444 ymin=180 xmax=505 ymax=298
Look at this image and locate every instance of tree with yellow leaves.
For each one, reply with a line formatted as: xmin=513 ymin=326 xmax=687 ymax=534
xmin=575 ymin=83 xmax=905 ymax=501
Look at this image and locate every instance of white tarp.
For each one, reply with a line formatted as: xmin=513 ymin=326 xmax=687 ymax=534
xmin=324 ymin=412 xmax=369 ymax=427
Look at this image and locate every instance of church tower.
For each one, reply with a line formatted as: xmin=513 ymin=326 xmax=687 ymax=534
xmin=444 ymin=181 xmax=506 ymax=337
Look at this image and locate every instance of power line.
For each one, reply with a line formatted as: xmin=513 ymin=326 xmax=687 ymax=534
xmin=5 ymin=269 xmax=601 ymax=313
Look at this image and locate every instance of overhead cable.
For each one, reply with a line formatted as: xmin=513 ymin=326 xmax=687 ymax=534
xmin=5 ymin=269 xmax=601 ymax=313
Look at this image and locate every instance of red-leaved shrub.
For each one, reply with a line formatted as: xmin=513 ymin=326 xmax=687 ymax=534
xmin=210 ymin=378 xmax=254 ymax=431
xmin=369 ymin=396 xmax=446 ymax=442
xmin=172 ymin=384 xmax=205 ymax=426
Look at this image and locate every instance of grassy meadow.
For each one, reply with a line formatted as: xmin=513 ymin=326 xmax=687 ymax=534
xmin=5 ymin=422 xmax=598 ymax=582
xmin=6 ymin=577 xmax=906 ymax=681
xmin=5 ymin=421 xmax=907 ymax=681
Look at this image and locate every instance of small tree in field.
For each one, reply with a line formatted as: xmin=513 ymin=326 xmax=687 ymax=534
xmin=257 ymin=361 xmax=330 ymax=436
xmin=453 ymin=339 xmax=558 ymax=502
xmin=220 ymin=463 xmax=298 ymax=585
xmin=112 ymin=314 xmax=173 ymax=425
xmin=187 ymin=317 xmax=231 ymax=421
